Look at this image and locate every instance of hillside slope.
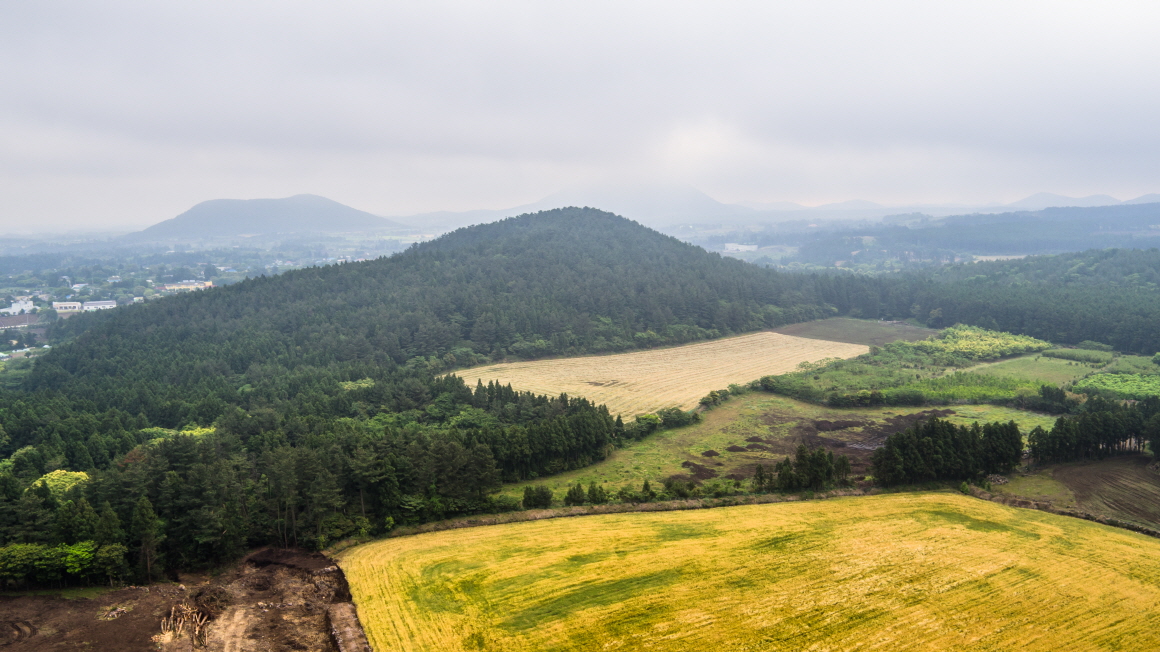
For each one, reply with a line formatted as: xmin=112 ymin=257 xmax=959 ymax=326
xmin=123 ymin=194 xmax=403 ymax=240
xmin=37 ymin=208 xmax=832 ymax=420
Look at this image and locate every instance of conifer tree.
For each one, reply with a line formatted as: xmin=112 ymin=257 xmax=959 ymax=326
xmin=95 ymin=501 xmax=125 ymax=546
xmin=131 ymin=496 xmax=163 ymax=583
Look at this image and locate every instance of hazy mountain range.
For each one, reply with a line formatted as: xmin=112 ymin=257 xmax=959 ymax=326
xmin=389 ymin=186 xmax=1160 ymax=231
xmin=13 ymin=187 xmax=1158 ymax=247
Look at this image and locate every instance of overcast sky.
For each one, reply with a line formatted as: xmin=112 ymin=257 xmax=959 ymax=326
xmin=3 ymin=1 xmax=1160 ymax=231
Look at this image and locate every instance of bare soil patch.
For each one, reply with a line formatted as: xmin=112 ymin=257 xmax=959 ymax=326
xmin=1053 ymin=455 xmax=1160 ymax=528
xmin=0 ymin=583 xmax=191 ymax=650
xmin=728 ymin=407 xmax=958 ymax=478
xmin=678 ymin=460 xmax=720 ymax=481
xmin=0 ymin=548 xmax=369 ymax=652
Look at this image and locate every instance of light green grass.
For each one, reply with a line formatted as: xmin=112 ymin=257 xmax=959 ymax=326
xmin=342 ymin=492 xmax=1160 ymax=652
xmin=1101 ymin=354 xmax=1160 ymax=375
xmin=963 ymin=355 xmax=1092 ymax=385
xmin=994 ymin=469 xmax=1077 ymax=508
xmin=1075 ymin=373 xmax=1160 ymax=399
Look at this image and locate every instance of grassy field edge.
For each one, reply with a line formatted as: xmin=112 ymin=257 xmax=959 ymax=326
xmin=328 ymin=481 xmax=1160 ymax=561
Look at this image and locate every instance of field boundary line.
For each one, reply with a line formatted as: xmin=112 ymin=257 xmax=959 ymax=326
xmin=328 ymin=484 xmax=1160 ymax=557
xmin=327 ymin=489 xmax=875 ymax=554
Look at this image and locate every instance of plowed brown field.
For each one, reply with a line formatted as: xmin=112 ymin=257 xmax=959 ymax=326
xmin=1053 ymin=455 xmax=1160 ymax=527
xmin=458 ymin=332 xmax=867 ymax=416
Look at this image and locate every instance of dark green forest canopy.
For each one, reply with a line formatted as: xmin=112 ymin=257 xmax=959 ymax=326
xmin=14 ymin=215 xmax=1160 ymax=435
xmin=3 ymin=209 xmax=1160 ymax=580
xmin=29 ymin=209 xmax=834 ymax=418
xmin=0 ymin=209 xmax=842 ymax=576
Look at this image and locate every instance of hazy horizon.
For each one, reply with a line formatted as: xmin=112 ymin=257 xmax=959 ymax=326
xmin=4 ymin=2 xmax=1160 ymax=230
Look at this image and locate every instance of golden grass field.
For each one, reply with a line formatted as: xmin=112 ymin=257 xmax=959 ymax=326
xmin=458 ymin=332 xmax=868 ymax=416
xmin=340 ymin=492 xmax=1160 ymax=652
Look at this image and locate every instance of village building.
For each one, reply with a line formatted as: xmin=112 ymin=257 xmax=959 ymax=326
xmin=156 ymin=280 xmax=213 ymax=292
xmin=0 ymin=300 xmax=35 ymax=316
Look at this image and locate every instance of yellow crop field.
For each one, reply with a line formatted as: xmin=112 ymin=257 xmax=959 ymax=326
xmin=458 ymin=332 xmax=867 ymax=416
xmin=340 ymin=492 xmax=1160 ymax=652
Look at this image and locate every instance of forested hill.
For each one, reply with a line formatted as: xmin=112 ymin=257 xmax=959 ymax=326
xmin=11 ymin=208 xmax=841 ymax=569
xmin=38 ymin=208 xmax=831 ymax=407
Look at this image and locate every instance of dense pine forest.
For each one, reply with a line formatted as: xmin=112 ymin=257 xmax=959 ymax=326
xmin=3 ymin=208 xmax=1160 ymax=585
xmin=1 ymin=208 xmax=833 ymax=584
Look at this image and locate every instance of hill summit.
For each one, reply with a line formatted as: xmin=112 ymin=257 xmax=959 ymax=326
xmin=42 ymin=208 xmax=834 ymax=410
xmin=123 ymin=194 xmax=404 ymax=241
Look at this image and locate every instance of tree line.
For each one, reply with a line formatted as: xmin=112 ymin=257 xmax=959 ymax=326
xmin=869 ymin=418 xmax=1023 ymax=486
xmin=1028 ymin=396 xmax=1160 ymax=463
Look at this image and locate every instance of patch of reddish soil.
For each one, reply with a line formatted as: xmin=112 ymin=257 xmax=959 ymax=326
xmin=679 ymin=460 xmax=719 ymax=480
xmin=813 ymin=419 xmax=868 ymax=431
xmin=725 ymin=445 xmax=748 ymax=453
xmin=0 ymin=583 xmax=192 ymax=651
xmin=700 ymin=450 xmax=720 ymax=457
xmin=0 ymin=548 xmax=364 ymax=651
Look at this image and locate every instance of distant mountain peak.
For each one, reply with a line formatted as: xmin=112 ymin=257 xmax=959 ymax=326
xmin=1124 ymin=193 xmax=1160 ymax=205
xmin=1007 ymin=193 xmax=1121 ymax=210
xmin=123 ymin=194 xmax=405 ymax=241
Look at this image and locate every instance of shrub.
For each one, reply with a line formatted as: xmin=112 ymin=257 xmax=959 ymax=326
xmin=564 ymin=484 xmax=587 ymax=506
xmin=1042 ymin=348 xmax=1114 ymax=364
xmin=586 ymin=483 xmax=608 ymax=505
xmin=1074 ymin=373 xmax=1160 ymax=400
xmin=487 ymin=495 xmax=522 ymax=513
xmin=656 ymin=407 xmax=700 ymax=428
xmin=522 ymin=485 xmax=554 ymax=509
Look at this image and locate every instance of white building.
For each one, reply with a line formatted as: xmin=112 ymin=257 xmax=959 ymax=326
xmin=157 ymin=281 xmax=213 ymax=292
xmin=82 ymin=301 xmax=117 ymax=311
xmin=53 ymin=301 xmax=82 ymax=312
xmin=0 ymin=300 xmax=35 ymax=316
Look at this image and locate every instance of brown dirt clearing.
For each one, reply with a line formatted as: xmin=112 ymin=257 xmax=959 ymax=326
xmin=0 ymin=548 xmax=368 ymax=651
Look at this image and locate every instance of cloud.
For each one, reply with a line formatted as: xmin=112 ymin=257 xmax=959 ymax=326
xmin=2 ymin=1 xmax=1160 ymax=229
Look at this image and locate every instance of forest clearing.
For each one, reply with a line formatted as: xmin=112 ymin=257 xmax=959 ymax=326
xmin=962 ymin=355 xmax=1093 ymax=385
xmin=498 ymin=392 xmax=1059 ymax=501
xmin=459 ymin=332 xmax=867 ymax=416
xmin=339 ymin=492 xmax=1160 ymax=652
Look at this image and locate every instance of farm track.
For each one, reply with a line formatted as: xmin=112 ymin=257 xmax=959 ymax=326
xmin=459 ymin=332 xmax=867 ymax=416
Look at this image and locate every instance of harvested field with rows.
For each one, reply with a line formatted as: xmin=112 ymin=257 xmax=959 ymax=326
xmin=1053 ymin=455 xmax=1160 ymax=527
xmin=340 ymin=492 xmax=1160 ymax=652
xmin=458 ymin=332 xmax=867 ymax=416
